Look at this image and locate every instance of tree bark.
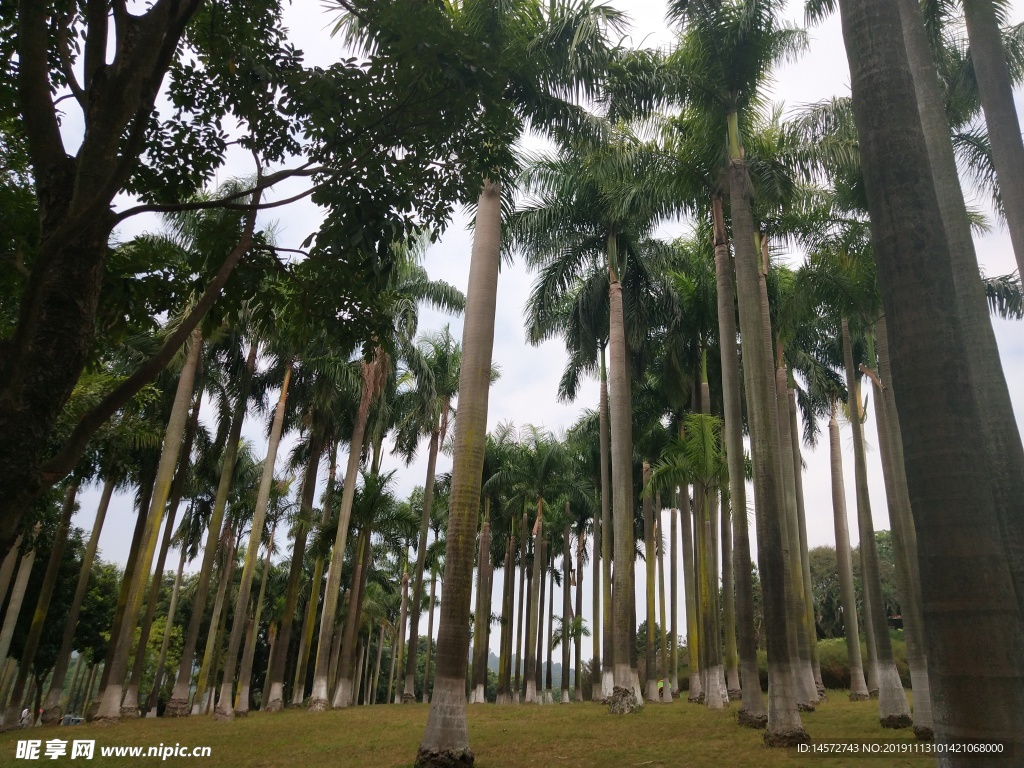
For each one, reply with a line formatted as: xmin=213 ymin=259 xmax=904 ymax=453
xmin=720 ymin=481 xmax=739 ymax=701
xmin=0 ymin=537 xmax=22 ymax=616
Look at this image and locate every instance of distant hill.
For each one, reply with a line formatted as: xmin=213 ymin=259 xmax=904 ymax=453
xmin=486 ymin=651 xmax=575 ymax=688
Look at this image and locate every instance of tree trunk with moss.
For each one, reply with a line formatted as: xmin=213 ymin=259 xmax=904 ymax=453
xmin=95 ymin=330 xmax=202 ymax=723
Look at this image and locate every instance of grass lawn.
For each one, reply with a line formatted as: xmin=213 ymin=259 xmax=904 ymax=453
xmin=0 ymin=693 xmax=935 ymax=767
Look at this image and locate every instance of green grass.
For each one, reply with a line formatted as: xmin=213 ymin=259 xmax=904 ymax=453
xmin=0 ymin=694 xmax=934 ymax=767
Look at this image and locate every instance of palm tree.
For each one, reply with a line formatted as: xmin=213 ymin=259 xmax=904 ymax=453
xmin=393 ymin=326 xmax=462 ymax=703
xmin=837 ymin=0 xmax=1024 ymax=748
xmin=412 ymin=0 xmax=626 ymax=759
xmin=662 ymin=0 xmax=810 ymax=744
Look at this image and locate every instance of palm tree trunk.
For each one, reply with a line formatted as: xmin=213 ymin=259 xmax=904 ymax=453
xmin=841 ymin=320 xmax=911 ymax=728
xmin=309 ymin=356 xmax=377 ymax=711
xmin=215 ymin=363 xmax=292 ymax=720
xmin=0 ymin=528 xmax=38 ymax=678
xmin=642 ymin=463 xmax=658 ymax=703
xmin=656 ymin=505 xmax=671 ymax=704
xmin=471 ymin=504 xmax=490 ymax=704
xmin=899 ymin=0 xmax=1024 ymax=633
xmin=544 ymin=544 xmax=554 ymax=702
xmin=95 ymin=329 xmax=202 ymax=723
xmin=788 ymin=391 xmax=824 ymax=698
xmin=561 ymin=521 xmax=571 ymax=703
xmin=871 ymin=316 xmax=932 ymax=737
xmin=386 ymin=629 xmax=398 ymax=706
xmin=727 ymin=127 xmax=806 ymax=744
xmin=422 ymin=566 xmax=437 ymax=703
xmin=40 ymin=479 xmax=113 ymax=723
xmin=407 ymin=427 xmax=442 ymax=702
xmin=0 ymin=537 xmax=20 ymax=613
xmin=147 ymin=546 xmax=187 ymax=716
xmin=720 ymin=481 xmax=739 ymax=701
xmin=524 ymin=508 xmax=543 ymax=705
xmin=827 ymin=408 xmax=869 ymax=701
xmin=234 ymin=523 xmax=275 ymax=716
xmin=291 ymin=441 xmax=338 ymax=707
xmin=166 ymin=339 xmax=257 ymax=717
xmin=679 ymin=486 xmax=701 ymax=703
xmin=960 ymin=0 xmax=1024 ymax=278
xmin=372 ymin=624 xmax=386 ymax=705
xmin=193 ymin=523 xmax=238 ymax=715
xmin=700 ymin=483 xmax=727 ymax=710
xmin=94 ymin=479 xmax=150 ymax=709
xmin=3 ymin=483 xmax=78 ymax=728
xmin=670 ymin=499 xmax=680 ymax=699
xmin=607 ymin=245 xmax=639 ymax=714
xmin=393 ymin=568 xmax=410 ymax=704
xmin=773 ymin=363 xmax=817 ymax=709
xmin=496 ymin=535 xmax=513 ymax=704
xmin=848 ymin=0 xmax=1024 ymax=750
xmin=574 ymin=525 xmax=584 ymax=702
xmin=416 ymin=175 xmax=503 ymax=767
xmin=125 ymin=387 xmax=203 ymax=717
xmin=263 ymin=434 xmax=324 ymax=712
xmin=334 ymin=531 xmax=372 ymax=708
xmin=515 ymin=513 xmax=528 ymax=703
xmin=598 ymin=351 xmax=614 ymax=701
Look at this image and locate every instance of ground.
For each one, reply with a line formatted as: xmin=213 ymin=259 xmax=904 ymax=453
xmin=0 ymin=693 xmax=934 ymax=767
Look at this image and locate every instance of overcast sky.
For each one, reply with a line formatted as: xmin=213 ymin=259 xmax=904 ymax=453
xmin=72 ymin=0 xmax=1024 ymax=658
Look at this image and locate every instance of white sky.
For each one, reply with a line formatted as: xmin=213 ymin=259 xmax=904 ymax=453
xmin=71 ymin=0 xmax=1024 ymax=661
